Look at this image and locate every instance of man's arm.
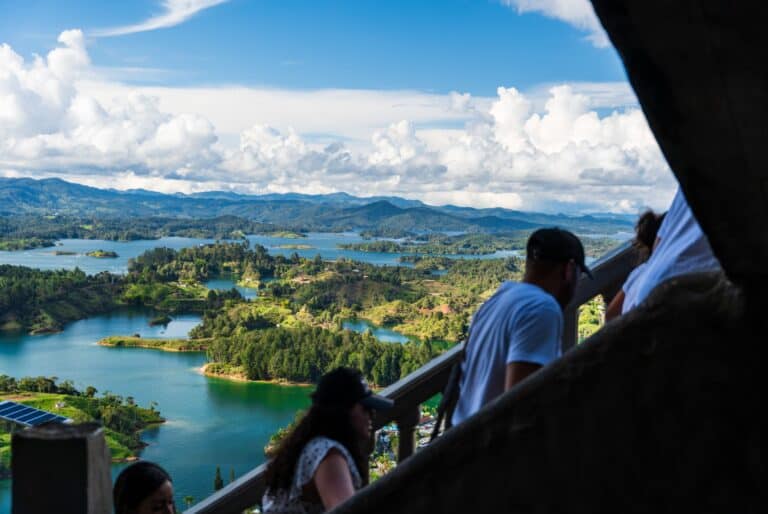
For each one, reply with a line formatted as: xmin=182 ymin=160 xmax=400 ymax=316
xmin=605 ymin=289 xmax=625 ymax=322
xmin=504 ymin=361 xmax=542 ymax=390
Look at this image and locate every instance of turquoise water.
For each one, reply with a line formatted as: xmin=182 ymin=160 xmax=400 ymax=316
xmin=0 ymin=309 xmax=311 ymax=511
xmin=0 ymin=309 xmax=418 ymax=512
xmin=0 ymin=233 xmax=503 ymax=511
xmin=203 ymin=277 xmax=259 ymax=300
xmin=342 ymin=319 xmax=414 ymax=344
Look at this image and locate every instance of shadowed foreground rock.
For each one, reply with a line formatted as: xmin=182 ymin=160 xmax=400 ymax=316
xmin=332 ymin=273 xmax=761 ymax=514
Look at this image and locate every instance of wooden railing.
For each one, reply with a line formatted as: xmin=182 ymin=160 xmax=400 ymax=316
xmin=185 ymin=241 xmax=636 ymax=514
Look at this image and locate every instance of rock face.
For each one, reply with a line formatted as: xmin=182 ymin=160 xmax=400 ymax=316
xmin=589 ymin=0 xmax=768 ymax=289
xmin=334 ymin=273 xmax=760 ymax=513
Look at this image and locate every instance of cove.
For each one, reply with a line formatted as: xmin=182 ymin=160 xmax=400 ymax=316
xmin=0 ymin=308 xmax=311 ymax=510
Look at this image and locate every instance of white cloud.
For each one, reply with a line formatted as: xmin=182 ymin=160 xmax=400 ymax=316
xmin=0 ymin=30 xmax=675 ymax=214
xmin=93 ymin=0 xmax=230 ymax=37
xmin=501 ymin=0 xmax=609 ymax=48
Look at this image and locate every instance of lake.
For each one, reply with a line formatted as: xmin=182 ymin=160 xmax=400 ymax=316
xmin=0 ymin=272 xmax=421 ymax=511
xmin=342 ymin=319 xmax=414 ymax=344
xmin=0 ymin=232 xmax=522 ymax=510
xmin=0 ymin=232 xmax=522 ymax=275
xmin=0 ymin=308 xmax=312 ymax=511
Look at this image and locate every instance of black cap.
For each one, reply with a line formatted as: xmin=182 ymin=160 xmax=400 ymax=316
xmin=311 ymin=367 xmax=394 ymax=411
xmin=527 ymin=228 xmax=593 ymax=279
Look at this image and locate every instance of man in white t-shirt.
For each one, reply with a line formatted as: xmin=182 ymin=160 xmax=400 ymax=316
xmin=622 ymin=188 xmax=721 ymax=313
xmin=452 ymin=228 xmax=592 ymax=426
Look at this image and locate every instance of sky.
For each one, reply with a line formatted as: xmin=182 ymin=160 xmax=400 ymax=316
xmin=0 ymin=0 xmax=677 ymax=213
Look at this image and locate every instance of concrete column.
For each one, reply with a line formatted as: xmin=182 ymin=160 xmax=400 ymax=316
xmin=12 ymin=422 xmax=112 ymax=514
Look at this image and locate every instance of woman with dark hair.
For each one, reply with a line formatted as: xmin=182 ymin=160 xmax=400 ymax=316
xmin=113 ymin=461 xmax=175 ymax=514
xmin=605 ymin=210 xmax=665 ymax=321
xmin=262 ymin=367 xmax=393 ymax=513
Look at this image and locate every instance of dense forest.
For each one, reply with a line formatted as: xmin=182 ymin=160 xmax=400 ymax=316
xmin=0 ymin=265 xmax=122 ymax=333
xmin=205 ymin=326 xmax=441 ymax=386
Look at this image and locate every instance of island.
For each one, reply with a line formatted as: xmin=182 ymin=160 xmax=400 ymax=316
xmin=275 ymin=244 xmax=313 ymax=250
xmin=98 ymin=336 xmax=209 ymax=352
xmin=0 ymin=238 xmax=55 ymax=251
xmin=86 ymin=249 xmax=118 ymax=258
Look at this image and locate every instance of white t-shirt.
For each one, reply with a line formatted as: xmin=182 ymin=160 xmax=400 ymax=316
xmin=452 ymin=282 xmax=562 ymax=426
xmin=623 ymin=188 xmax=721 ymax=312
xmin=620 ymin=263 xmax=647 ymax=315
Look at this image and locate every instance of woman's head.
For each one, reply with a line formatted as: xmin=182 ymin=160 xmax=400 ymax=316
xmin=311 ymin=367 xmax=393 ymax=440
xmin=114 ymin=461 xmax=175 ymax=514
xmin=634 ymin=210 xmax=665 ymax=258
xmin=265 ymin=367 xmax=393 ymax=492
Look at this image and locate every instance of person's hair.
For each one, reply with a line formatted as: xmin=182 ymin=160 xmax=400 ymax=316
xmin=113 ymin=461 xmax=173 ymax=514
xmin=634 ymin=210 xmax=665 ymax=260
xmin=265 ymin=384 xmax=370 ymax=493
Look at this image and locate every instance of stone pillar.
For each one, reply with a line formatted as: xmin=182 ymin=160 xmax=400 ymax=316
xmin=12 ymin=422 xmax=112 ymax=514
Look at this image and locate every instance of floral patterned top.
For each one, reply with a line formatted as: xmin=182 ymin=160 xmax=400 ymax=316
xmin=262 ymin=437 xmax=362 ymax=514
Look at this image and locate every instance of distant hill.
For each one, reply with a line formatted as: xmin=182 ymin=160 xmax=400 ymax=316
xmin=0 ymin=177 xmax=633 ymax=235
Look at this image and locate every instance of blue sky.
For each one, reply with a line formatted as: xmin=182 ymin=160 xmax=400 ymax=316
xmin=0 ymin=0 xmax=675 ymax=213
xmin=2 ymin=0 xmax=626 ymax=92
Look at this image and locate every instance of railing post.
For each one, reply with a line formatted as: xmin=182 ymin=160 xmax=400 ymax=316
xmin=562 ymin=306 xmax=579 ymax=352
xmin=396 ymin=405 xmax=420 ymax=462
xmin=12 ymin=422 xmax=112 ymax=514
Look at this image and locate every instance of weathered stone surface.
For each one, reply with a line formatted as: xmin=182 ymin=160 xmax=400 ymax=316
xmin=589 ymin=0 xmax=768 ymax=287
xmin=332 ymin=273 xmax=760 ymax=513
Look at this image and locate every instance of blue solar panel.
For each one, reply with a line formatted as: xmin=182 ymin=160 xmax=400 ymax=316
xmin=0 ymin=401 xmax=70 ymax=427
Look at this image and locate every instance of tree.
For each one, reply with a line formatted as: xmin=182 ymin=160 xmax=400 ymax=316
xmin=229 ymin=468 xmax=235 ymax=484
xmin=213 ymin=466 xmax=224 ymax=491
xmin=183 ymin=496 xmax=195 ymax=508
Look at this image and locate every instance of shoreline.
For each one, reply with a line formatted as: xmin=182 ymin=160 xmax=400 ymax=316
xmin=198 ymin=363 xmax=313 ymax=387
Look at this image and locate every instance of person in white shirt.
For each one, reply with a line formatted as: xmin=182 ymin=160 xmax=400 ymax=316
xmin=605 ymin=210 xmax=665 ymax=321
xmin=622 ymin=187 xmax=721 ymax=314
xmin=452 ymin=228 xmax=592 ymax=426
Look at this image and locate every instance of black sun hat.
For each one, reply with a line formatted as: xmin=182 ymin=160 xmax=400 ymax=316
xmin=527 ymin=227 xmax=593 ymax=279
xmin=311 ymin=367 xmax=394 ymax=411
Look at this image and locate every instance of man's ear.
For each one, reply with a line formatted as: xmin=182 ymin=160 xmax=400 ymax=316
xmin=564 ymin=261 xmax=576 ymax=281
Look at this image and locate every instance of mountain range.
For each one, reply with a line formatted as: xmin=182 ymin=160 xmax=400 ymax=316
xmin=0 ymin=177 xmax=634 ymax=235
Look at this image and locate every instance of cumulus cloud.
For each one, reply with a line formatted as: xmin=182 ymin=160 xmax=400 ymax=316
xmin=0 ymin=30 xmax=674 ymax=213
xmin=501 ymin=0 xmax=609 ymax=48
xmin=93 ymin=0 xmax=230 ymax=37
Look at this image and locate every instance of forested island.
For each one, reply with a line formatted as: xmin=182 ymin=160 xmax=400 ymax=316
xmin=0 ymin=375 xmax=163 ymax=477
xmin=0 ymin=265 xmax=122 ymax=333
xmin=0 ymin=214 xmax=302 ymax=249
xmin=1 ymin=237 xmax=608 ymax=387
xmin=340 ymin=232 xmax=618 ymax=258
xmin=86 ymin=249 xmax=118 ymax=258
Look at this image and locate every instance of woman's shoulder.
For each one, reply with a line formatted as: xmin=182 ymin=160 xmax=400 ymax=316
xmin=299 ymin=437 xmax=352 ymax=468
xmin=297 ymin=437 xmax=361 ymax=487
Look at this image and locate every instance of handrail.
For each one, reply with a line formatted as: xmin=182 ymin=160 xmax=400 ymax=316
xmin=185 ymin=241 xmax=637 ymax=514
xmin=186 ymin=345 xmax=465 ymax=514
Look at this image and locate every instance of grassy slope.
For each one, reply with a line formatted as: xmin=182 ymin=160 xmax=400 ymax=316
xmin=0 ymin=392 xmax=163 ymax=461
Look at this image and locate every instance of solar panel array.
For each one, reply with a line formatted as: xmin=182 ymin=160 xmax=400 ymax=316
xmin=0 ymin=400 xmax=70 ymax=427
